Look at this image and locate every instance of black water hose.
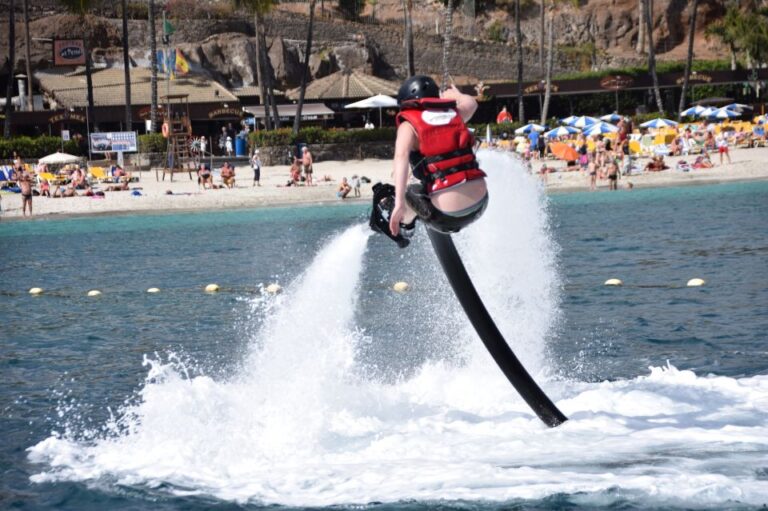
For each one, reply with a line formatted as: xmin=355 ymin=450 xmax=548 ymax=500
xmin=427 ymin=229 xmax=567 ymax=428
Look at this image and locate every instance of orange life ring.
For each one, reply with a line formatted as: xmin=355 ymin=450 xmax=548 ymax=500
xmin=161 ymin=122 xmax=170 ymax=138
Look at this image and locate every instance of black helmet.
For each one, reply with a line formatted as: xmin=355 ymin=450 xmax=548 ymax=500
xmin=397 ymin=75 xmax=440 ymax=103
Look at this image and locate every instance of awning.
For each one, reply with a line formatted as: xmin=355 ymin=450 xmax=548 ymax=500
xmin=243 ymin=103 xmax=335 ymax=121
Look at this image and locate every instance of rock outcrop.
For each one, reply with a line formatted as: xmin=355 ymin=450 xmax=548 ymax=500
xmin=0 ymin=0 xmax=730 ymax=88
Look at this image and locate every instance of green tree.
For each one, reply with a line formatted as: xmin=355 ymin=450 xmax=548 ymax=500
xmin=705 ymin=6 xmax=741 ymax=71
xmin=293 ymin=0 xmax=316 ymax=134
xmin=4 ymin=0 xmax=15 ymax=137
xmin=59 ymin=0 xmax=97 ymax=129
xmin=678 ymin=0 xmax=699 ymax=120
xmin=149 ymin=0 xmax=158 ymax=132
xmin=121 ymin=0 xmax=132 ymax=130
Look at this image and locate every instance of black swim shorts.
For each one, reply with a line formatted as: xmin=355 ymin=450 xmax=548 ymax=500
xmin=405 ymin=184 xmax=488 ymax=234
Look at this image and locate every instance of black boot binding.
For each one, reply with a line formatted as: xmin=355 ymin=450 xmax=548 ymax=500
xmin=369 ymin=182 xmax=415 ymax=248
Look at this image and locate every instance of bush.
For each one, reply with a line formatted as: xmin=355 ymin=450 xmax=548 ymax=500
xmin=486 ymin=20 xmax=507 ymax=43
xmin=138 ymin=133 xmax=168 ymax=153
xmin=0 ymin=136 xmax=85 ymax=160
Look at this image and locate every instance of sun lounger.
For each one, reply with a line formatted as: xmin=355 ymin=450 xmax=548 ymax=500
xmin=89 ymin=167 xmax=114 ymax=183
xmin=38 ymin=172 xmax=68 ymax=186
xmin=0 ymin=167 xmax=17 ymax=188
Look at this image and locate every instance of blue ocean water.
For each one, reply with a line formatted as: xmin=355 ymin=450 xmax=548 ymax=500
xmin=1 ymin=175 xmax=767 ymax=510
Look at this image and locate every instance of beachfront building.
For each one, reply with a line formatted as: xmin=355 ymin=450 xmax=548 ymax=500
xmin=13 ymin=67 xmax=243 ymax=142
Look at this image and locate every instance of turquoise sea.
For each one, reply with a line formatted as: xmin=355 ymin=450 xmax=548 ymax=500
xmin=2 ymin=153 xmax=767 ymax=510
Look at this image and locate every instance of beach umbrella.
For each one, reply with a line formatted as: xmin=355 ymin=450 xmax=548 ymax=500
xmin=583 ymin=121 xmax=619 ymax=137
xmin=549 ymin=141 xmax=580 ymax=162
xmin=709 ymin=107 xmax=740 ymax=119
xmin=698 ymin=107 xmax=717 ymax=118
xmin=486 ymin=124 xmax=492 ymax=144
xmin=681 ymin=105 xmax=706 ymax=117
xmin=514 ymin=123 xmax=546 ymax=134
xmin=38 ymin=152 xmax=81 ymax=165
xmin=560 ymin=115 xmax=579 ymax=125
xmin=724 ymin=103 xmax=752 ymax=112
xmin=600 ymin=113 xmax=622 ymax=122
xmin=568 ymin=116 xmax=599 ymax=128
xmin=344 ymin=94 xmax=399 ymax=127
xmin=640 ymin=118 xmax=679 ymax=129
xmin=544 ymin=126 xmax=580 ymax=139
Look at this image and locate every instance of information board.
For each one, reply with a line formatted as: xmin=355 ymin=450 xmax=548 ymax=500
xmin=90 ymin=132 xmax=138 ymax=153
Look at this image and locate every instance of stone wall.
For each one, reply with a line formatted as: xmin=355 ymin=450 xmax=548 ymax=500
xmin=258 ymin=141 xmax=392 ymax=166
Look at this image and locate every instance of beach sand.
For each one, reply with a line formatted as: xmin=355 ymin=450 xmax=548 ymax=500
xmin=2 ymin=147 xmax=767 ymax=219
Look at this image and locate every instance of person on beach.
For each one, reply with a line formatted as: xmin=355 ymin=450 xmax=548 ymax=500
xmin=383 ymin=76 xmax=488 ymax=240
xmin=221 ymin=163 xmax=236 ymax=188
xmin=301 ymin=147 xmax=314 ymax=186
xmin=198 ymin=164 xmax=213 ymax=189
xmin=19 ymin=169 xmax=33 ymax=216
xmin=40 ymin=179 xmax=51 ymax=198
xmin=351 ymin=174 xmax=362 ymax=197
xmin=251 ymin=150 xmax=262 ymax=187
xmin=606 ymin=161 xmax=619 ymax=191
xmin=337 ymin=177 xmax=352 ymax=199
xmin=716 ymin=132 xmax=731 ymax=165
xmin=496 ymin=106 xmax=513 ymax=124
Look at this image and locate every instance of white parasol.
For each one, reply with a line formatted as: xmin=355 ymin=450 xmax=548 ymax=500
xmin=344 ymin=94 xmax=399 ymax=127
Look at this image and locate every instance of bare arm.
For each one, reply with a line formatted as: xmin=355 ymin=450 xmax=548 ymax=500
xmin=440 ymin=84 xmax=478 ymax=123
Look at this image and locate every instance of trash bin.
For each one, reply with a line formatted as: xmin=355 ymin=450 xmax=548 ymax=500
xmin=235 ymin=136 xmax=247 ymax=157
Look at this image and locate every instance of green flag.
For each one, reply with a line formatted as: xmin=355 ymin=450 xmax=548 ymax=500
xmin=163 ymin=19 xmax=175 ymax=35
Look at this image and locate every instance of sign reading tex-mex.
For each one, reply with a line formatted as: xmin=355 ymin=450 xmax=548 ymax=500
xmin=53 ymin=39 xmax=86 ymax=66
xmin=48 ymin=111 xmax=87 ymax=124
xmin=600 ymin=75 xmax=634 ymax=90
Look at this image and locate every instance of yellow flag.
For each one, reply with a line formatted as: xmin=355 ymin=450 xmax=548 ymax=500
xmin=175 ymin=49 xmax=190 ymax=75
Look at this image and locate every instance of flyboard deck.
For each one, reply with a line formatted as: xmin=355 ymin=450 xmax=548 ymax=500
xmin=427 ymin=229 xmax=568 ymax=428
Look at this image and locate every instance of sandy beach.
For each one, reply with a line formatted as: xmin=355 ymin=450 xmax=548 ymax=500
xmin=2 ymin=146 xmax=767 ymax=219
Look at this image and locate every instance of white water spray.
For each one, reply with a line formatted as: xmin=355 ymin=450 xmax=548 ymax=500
xmin=28 ymin=153 xmax=768 ymax=508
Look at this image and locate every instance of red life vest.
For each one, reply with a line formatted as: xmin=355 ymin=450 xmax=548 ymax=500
xmin=396 ymin=98 xmax=486 ymax=194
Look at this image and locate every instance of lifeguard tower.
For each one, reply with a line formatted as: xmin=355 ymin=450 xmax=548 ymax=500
xmin=159 ymin=93 xmax=194 ymax=181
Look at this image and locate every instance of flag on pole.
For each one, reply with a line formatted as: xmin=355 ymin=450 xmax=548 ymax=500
xmin=163 ymin=18 xmax=175 ymax=36
xmin=166 ymin=50 xmax=176 ymax=80
xmin=175 ymin=49 xmax=189 ymax=75
xmin=156 ymin=50 xmax=166 ymax=74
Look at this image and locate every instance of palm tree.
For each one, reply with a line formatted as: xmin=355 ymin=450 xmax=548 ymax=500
xmin=441 ymin=0 xmax=454 ymax=88
xmin=260 ymin=25 xmax=280 ymax=128
xmin=540 ymin=2 xmax=554 ymax=124
xmin=677 ymin=0 xmax=699 ymax=120
xmin=60 ymin=0 xmax=97 ymax=129
xmin=539 ymin=0 xmax=545 ymax=75
xmin=23 ymin=0 xmax=33 ymax=111
xmin=121 ymin=0 xmax=132 ymax=130
xmin=635 ymin=0 xmax=645 ymax=54
xmin=149 ymin=0 xmax=158 ymax=132
xmin=293 ymin=0 xmax=316 ymax=134
xmin=4 ymin=0 xmax=15 ymax=137
xmin=643 ymin=0 xmax=664 ymax=113
xmin=234 ymin=0 xmax=277 ymax=129
xmin=403 ymin=0 xmax=415 ymax=76
xmin=515 ymin=0 xmax=524 ymax=122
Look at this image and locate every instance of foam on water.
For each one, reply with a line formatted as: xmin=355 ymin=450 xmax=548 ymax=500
xmin=28 ymin=152 xmax=768 ymax=508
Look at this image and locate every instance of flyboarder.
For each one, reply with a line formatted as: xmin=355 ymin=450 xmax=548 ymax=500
xmin=370 ymin=76 xmax=568 ymax=427
xmin=371 ymin=76 xmax=488 ymax=246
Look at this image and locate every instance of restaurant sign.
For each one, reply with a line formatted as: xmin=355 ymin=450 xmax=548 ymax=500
xmin=524 ymin=82 xmax=560 ymax=94
xmin=675 ymin=73 xmax=713 ymax=85
xmin=53 ymin=39 xmax=86 ymax=66
xmin=600 ymin=75 xmax=634 ymax=90
xmin=49 ymin=111 xmax=87 ymax=124
xmin=208 ymin=107 xmax=243 ymax=119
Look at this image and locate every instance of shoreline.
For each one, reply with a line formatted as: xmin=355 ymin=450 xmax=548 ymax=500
xmin=2 ymin=147 xmax=767 ymax=221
